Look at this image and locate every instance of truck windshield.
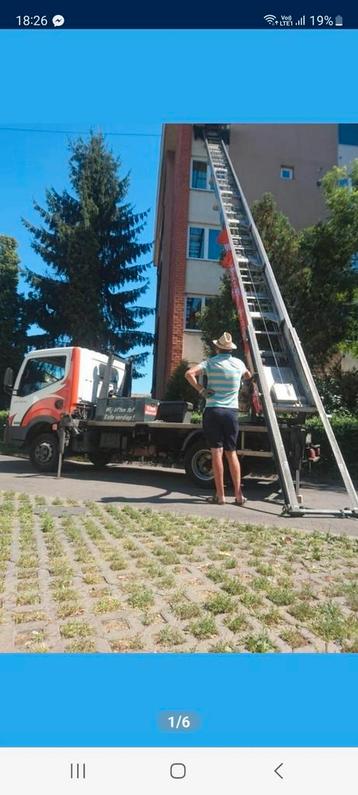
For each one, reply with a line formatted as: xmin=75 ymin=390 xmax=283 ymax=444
xmin=18 ymin=356 xmax=67 ymax=397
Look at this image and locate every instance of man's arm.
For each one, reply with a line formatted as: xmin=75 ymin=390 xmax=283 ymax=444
xmin=185 ymin=364 xmax=205 ymax=395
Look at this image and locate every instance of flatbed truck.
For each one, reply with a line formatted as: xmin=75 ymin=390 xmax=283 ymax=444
xmin=3 ymin=345 xmax=316 ymax=491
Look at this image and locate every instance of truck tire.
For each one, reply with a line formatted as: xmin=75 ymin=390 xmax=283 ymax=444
xmin=29 ymin=432 xmax=59 ymax=473
xmin=184 ymin=440 xmax=249 ymax=489
xmin=88 ymin=452 xmax=113 ymax=469
xmin=184 ymin=440 xmax=214 ymax=489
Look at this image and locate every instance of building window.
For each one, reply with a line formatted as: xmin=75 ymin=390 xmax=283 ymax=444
xmin=188 ymin=227 xmax=222 ymax=260
xmin=191 ymin=160 xmax=214 ymax=191
xmin=188 ymin=226 xmax=205 ymax=258
xmin=207 ymin=229 xmax=222 ymax=260
xmin=185 ymin=296 xmax=213 ymax=331
xmin=280 ymin=165 xmax=294 ymax=181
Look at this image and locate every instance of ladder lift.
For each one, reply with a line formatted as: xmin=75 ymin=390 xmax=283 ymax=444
xmin=204 ymin=129 xmax=358 ymax=517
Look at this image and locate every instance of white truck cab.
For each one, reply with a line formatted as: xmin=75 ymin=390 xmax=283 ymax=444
xmin=4 ymin=346 xmax=128 ymax=469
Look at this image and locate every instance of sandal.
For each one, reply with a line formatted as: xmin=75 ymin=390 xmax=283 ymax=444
xmin=206 ymin=495 xmax=226 ymax=505
xmin=234 ymin=496 xmax=247 ymax=506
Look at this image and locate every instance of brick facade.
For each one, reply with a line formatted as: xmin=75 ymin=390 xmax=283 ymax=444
xmin=164 ymin=125 xmax=192 ymax=387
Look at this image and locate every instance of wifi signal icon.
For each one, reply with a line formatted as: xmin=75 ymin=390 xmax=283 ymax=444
xmin=264 ymin=14 xmax=277 ymax=23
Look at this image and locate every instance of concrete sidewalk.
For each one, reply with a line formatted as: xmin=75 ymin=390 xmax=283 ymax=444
xmin=1 ymin=453 xmax=357 ymax=536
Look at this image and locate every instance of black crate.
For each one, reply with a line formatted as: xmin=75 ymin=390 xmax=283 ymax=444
xmin=157 ymin=401 xmax=193 ymax=423
xmin=102 ymin=397 xmax=160 ymax=423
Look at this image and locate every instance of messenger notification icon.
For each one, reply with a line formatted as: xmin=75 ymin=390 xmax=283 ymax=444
xmin=52 ymin=14 xmax=65 ymax=26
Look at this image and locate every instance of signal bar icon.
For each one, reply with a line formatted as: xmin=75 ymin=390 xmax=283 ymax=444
xmin=296 ymin=15 xmax=306 ymax=25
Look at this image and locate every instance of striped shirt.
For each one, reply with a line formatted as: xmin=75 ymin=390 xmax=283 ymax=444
xmin=199 ymin=353 xmax=247 ymax=409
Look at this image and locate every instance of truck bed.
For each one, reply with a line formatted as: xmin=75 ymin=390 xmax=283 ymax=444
xmin=87 ymin=419 xmax=268 ymax=432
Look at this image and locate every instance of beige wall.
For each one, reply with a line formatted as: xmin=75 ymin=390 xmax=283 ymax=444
xmin=188 ymin=190 xmax=219 ymax=225
xmin=185 ymin=259 xmax=222 ymax=294
xmin=228 ymin=124 xmax=338 ymax=229
xmin=182 ymin=331 xmax=205 ymax=365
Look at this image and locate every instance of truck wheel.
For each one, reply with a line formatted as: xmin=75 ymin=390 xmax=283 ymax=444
xmin=29 ymin=432 xmax=59 ymax=473
xmin=88 ymin=452 xmax=113 ymax=469
xmin=184 ymin=440 xmax=214 ymax=489
xmin=184 ymin=441 xmax=248 ymax=489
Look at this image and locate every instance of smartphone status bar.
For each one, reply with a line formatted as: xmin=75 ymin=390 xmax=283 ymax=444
xmin=2 ymin=2 xmax=356 ymax=28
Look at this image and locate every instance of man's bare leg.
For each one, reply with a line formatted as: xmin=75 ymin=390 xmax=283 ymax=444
xmin=211 ymin=447 xmax=225 ymax=503
xmin=225 ymin=450 xmax=244 ymax=502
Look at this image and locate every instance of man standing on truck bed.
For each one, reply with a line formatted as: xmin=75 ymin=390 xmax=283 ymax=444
xmin=185 ymin=332 xmax=251 ymax=506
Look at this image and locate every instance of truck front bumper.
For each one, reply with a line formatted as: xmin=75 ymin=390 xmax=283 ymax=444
xmin=3 ymin=425 xmax=27 ymax=449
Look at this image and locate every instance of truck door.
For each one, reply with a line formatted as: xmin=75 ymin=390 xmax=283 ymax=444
xmin=10 ymin=352 xmax=70 ymax=429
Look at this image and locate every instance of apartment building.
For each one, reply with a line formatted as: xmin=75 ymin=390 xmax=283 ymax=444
xmin=152 ymin=123 xmax=358 ymax=398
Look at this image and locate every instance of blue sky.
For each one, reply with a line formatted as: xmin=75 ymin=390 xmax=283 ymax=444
xmin=0 ymin=123 xmax=161 ymax=393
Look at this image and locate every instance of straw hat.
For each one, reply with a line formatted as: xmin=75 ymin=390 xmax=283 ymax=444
xmin=212 ymin=332 xmax=237 ymax=351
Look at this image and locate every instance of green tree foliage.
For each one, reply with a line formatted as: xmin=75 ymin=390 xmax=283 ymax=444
xmin=24 ymin=133 xmax=154 ymax=376
xmin=164 ymin=360 xmax=200 ymax=408
xmin=199 ymin=276 xmax=245 ymax=359
xmin=201 ymin=168 xmax=358 ymax=371
xmin=0 ymin=236 xmax=27 ymax=409
xmin=251 ymin=192 xmax=299 ymax=309
xmin=295 ymin=165 xmax=358 ymax=366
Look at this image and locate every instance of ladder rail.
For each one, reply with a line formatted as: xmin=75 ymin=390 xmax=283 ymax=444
xmin=205 ymin=132 xmax=358 ymax=515
xmin=205 ymin=138 xmax=301 ymax=511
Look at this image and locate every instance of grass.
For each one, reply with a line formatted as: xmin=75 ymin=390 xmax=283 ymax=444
xmin=57 ymin=602 xmax=84 ymax=619
xmin=188 ymin=616 xmax=218 ymax=639
xmin=204 ymin=593 xmax=236 ymax=615
xmin=310 ymin=602 xmax=353 ymax=651
xmin=265 ymin=586 xmax=296 ymax=606
xmin=66 ymin=640 xmax=97 ymax=653
xmin=60 ymin=621 xmax=93 ymax=639
xmin=280 ymin=629 xmax=308 ymax=650
xmin=156 ymin=626 xmax=185 ymax=646
xmin=13 ymin=611 xmax=46 ymax=625
xmin=0 ymin=492 xmax=358 ymax=653
xmin=127 ymin=585 xmax=154 ymax=609
xmin=209 ymin=642 xmax=236 ymax=653
xmin=224 ymin=613 xmax=248 ymax=633
xmin=244 ymin=632 xmax=277 ymax=653
xmin=109 ymin=636 xmax=144 ymax=652
xmin=172 ymin=601 xmax=202 ymax=620
xmin=94 ymin=596 xmax=121 ymax=614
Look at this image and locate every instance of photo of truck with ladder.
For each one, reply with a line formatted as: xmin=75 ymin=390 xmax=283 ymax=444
xmin=3 ymin=127 xmax=358 ymax=519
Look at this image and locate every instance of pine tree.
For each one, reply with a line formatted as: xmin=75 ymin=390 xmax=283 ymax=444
xmin=0 ymin=236 xmax=27 ymax=409
xmin=24 ymin=133 xmax=153 ymax=375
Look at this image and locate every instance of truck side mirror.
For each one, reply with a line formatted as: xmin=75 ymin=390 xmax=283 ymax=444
xmin=3 ymin=367 xmax=14 ymax=394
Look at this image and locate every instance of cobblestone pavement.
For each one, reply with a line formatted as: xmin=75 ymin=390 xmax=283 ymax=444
xmin=1 ymin=454 xmax=358 ymax=537
xmin=0 ymin=491 xmax=357 ymax=653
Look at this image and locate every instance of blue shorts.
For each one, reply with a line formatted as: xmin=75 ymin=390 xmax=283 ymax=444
xmin=203 ymin=407 xmax=239 ymax=452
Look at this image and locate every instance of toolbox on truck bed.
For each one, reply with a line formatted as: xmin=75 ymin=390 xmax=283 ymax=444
xmin=156 ymin=401 xmax=193 ymax=423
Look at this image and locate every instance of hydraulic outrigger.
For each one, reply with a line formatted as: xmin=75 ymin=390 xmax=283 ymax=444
xmin=204 ymin=127 xmax=358 ymax=517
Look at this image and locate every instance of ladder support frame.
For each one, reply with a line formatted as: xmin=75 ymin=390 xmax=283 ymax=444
xmin=204 ymin=131 xmax=358 ymax=517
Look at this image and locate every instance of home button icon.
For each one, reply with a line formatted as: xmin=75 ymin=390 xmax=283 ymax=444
xmin=170 ymin=763 xmax=186 ymax=779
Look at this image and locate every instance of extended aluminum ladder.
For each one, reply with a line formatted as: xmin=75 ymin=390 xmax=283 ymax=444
xmin=205 ymin=130 xmax=358 ymax=517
